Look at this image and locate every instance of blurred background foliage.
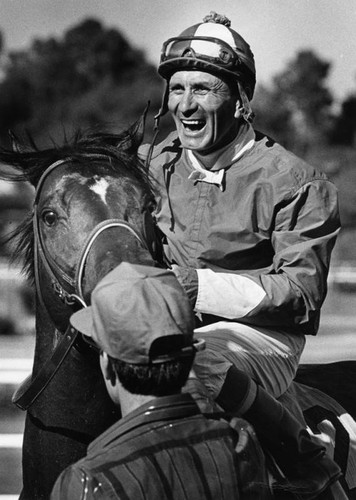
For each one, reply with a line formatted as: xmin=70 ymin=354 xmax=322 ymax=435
xmin=0 ymin=17 xmax=355 ymax=264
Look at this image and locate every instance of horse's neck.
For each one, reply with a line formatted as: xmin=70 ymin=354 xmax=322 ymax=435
xmin=30 ymin=304 xmax=119 ymax=430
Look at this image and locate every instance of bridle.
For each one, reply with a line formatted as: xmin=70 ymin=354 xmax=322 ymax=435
xmin=13 ymin=155 xmax=161 ymax=410
xmin=33 ymin=156 xmax=154 ymax=311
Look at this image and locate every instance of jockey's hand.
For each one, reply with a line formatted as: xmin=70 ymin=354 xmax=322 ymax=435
xmin=170 ymin=264 xmax=198 ymax=307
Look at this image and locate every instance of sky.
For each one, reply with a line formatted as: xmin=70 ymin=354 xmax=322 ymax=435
xmin=0 ymin=0 xmax=355 ymax=105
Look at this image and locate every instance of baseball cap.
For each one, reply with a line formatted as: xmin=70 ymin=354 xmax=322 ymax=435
xmin=70 ymin=262 xmax=204 ymax=364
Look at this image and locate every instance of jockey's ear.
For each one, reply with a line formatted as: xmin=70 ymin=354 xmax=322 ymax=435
xmin=118 ymin=103 xmax=150 ymax=154
xmin=234 ymin=99 xmax=243 ymax=119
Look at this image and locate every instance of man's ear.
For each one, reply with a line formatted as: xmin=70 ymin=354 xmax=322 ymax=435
xmin=234 ymin=99 xmax=243 ymax=119
xmin=100 ymin=351 xmax=117 ymax=386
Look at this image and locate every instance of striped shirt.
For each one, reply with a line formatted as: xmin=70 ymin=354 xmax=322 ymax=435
xmin=51 ymin=394 xmax=244 ymax=499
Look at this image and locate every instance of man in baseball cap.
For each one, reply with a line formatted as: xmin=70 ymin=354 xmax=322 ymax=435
xmin=70 ymin=261 xmax=200 ymax=366
xmin=51 ymin=262 xmax=271 ymax=499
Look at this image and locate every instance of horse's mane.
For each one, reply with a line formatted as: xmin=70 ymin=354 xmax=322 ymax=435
xmin=0 ymin=127 xmax=155 ymax=282
xmin=1 ymin=128 xmax=151 ymax=185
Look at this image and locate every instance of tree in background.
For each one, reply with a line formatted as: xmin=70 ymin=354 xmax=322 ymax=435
xmin=0 ymin=18 xmax=164 ymax=147
xmin=330 ymin=94 xmax=356 ymax=146
xmin=253 ymin=50 xmax=333 ymax=155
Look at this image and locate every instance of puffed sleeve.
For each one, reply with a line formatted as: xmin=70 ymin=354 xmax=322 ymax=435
xmin=196 ymin=179 xmax=340 ymax=334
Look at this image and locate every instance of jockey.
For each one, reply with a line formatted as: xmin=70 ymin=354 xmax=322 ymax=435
xmin=145 ymin=11 xmax=342 ymax=498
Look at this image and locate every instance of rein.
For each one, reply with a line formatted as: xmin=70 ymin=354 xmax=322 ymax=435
xmin=13 ymin=156 xmax=158 ymax=410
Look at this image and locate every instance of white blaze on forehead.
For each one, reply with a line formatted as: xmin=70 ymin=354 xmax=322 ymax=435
xmin=90 ymin=177 xmax=110 ymax=205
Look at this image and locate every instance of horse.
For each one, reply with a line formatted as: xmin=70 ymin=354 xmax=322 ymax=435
xmin=2 ymin=117 xmax=356 ymax=499
xmin=0 ymin=116 xmax=164 ymax=500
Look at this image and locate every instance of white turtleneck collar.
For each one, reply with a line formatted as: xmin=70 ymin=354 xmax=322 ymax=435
xmin=187 ymin=123 xmax=255 ymax=190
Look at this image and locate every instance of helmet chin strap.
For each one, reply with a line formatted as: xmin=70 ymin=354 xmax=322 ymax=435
xmin=154 ymin=82 xmax=170 ymax=130
xmin=145 ymin=82 xmax=169 ymax=170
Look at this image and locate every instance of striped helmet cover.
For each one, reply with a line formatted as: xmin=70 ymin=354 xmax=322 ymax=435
xmin=158 ymin=15 xmax=256 ymax=99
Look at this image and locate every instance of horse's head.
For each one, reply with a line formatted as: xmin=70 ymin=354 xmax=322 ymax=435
xmin=1 ymin=116 xmax=162 ymax=332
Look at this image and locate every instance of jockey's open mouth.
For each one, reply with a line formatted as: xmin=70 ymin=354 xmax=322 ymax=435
xmin=181 ymin=119 xmax=206 ymax=132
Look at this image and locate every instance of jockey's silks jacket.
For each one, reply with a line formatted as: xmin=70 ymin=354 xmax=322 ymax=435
xmin=148 ymin=130 xmax=340 ymax=336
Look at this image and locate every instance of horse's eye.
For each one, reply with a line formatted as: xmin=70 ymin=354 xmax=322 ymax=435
xmin=41 ymin=210 xmax=58 ymax=227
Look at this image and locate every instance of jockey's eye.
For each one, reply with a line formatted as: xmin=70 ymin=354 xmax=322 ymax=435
xmin=41 ymin=210 xmax=58 ymax=227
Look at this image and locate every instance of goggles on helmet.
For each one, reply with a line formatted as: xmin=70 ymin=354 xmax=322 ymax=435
xmin=160 ymin=36 xmax=243 ymax=73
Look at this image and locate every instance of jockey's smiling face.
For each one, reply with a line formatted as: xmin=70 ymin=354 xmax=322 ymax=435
xmin=168 ymin=70 xmax=240 ymax=156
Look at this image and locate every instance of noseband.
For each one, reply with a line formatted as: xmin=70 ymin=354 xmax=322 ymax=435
xmin=13 ymin=155 xmax=159 ymax=410
xmin=33 ymin=156 xmax=152 ymax=311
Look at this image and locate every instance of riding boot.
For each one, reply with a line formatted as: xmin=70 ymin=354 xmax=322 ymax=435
xmin=216 ymin=366 xmax=342 ymax=500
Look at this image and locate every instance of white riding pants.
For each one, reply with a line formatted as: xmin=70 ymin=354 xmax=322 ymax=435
xmin=193 ymin=321 xmax=306 ymax=400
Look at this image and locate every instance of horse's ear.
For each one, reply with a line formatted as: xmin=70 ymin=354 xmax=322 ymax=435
xmin=118 ymin=103 xmax=149 ymax=154
xmin=9 ymin=130 xmax=26 ymax=154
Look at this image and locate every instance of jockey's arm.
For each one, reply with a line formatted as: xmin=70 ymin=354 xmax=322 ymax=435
xmin=175 ymin=179 xmax=340 ymax=335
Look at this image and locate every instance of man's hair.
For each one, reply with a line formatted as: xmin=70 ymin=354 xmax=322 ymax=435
xmin=108 ymin=354 xmax=194 ymax=396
